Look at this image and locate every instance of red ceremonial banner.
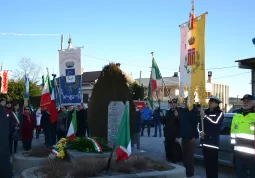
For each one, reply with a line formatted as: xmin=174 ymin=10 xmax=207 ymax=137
xmin=1 ymin=70 xmax=8 ymax=94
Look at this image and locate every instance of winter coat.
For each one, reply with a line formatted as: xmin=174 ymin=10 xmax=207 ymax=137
xmin=21 ymin=113 xmax=36 ymax=141
xmin=40 ymin=110 xmax=51 ymax=131
xmin=135 ymin=109 xmax=142 ymax=133
xmin=141 ymin=107 xmax=152 ymax=120
xmin=153 ymin=108 xmax=161 ymax=123
xmin=76 ymin=109 xmax=87 ymax=137
xmin=6 ymin=108 xmax=17 ymax=134
xmin=57 ymin=111 xmax=68 ymax=132
xmin=0 ymin=106 xmax=13 ymax=178
xmin=163 ymin=108 xmax=180 ymax=139
xmin=199 ymin=107 xmax=224 ymax=148
xmin=179 ymin=107 xmax=200 ymax=139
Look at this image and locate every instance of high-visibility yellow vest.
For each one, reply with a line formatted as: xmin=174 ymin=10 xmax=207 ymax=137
xmin=230 ymin=113 xmax=255 ymax=155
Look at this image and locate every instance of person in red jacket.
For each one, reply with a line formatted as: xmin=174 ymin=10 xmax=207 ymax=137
xmin=21 ymin=106 xmax=35 ymax=151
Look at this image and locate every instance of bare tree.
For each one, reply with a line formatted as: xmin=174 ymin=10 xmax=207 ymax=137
xmin=12 ymin=58 xmax=42 ymax=82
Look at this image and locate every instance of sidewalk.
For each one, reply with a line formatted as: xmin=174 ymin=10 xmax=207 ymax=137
xmin=12 ymin=134 xmax=45 ymax=177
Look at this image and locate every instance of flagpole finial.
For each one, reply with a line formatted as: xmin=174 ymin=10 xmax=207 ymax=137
xmin=46 ymin=67 xmax=49 ymax=75
xmin=191 ymin=0 xmax=194 ymax=14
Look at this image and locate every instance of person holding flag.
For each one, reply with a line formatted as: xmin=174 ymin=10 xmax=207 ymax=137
xmin=40 ymin=70 xmax=59 ymax=148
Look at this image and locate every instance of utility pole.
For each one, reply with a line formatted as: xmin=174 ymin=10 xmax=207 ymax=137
xmin=61 ymin=34 xmax=64 ymax=50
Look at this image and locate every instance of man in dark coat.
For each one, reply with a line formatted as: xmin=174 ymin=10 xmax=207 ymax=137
xmin=162 ymin=98 xmax=180 ymax=163
xmin=40 ymin=109 xmax=51 ymax=146
xmin=153 ymin=105 xmax=162 ymax=137
xmin=179 ymin=97 xmax=200 ymax=177
xmin=0 ymin=98 xmax=13 ymax=177
xmin=76 ymin=104 xmax=87 ymax=137
xmin=6 ymin=100 xmax=17 ymax=154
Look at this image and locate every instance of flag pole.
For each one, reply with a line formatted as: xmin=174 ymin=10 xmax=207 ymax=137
xmin=151 ymin=52 xmax=160 ymax=108
xmin=106 ymin=143 xmax=116 ymax=174
xmin=151 ymin=52 xmax=172 ymax=101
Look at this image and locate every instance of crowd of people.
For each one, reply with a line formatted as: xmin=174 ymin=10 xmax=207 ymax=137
xmin=133 ymin=94 xmax=255 ymax=178
xmin=40 ymin=104 xmax=89 ymax=148
xmin=0 ymin=98 xmax=89 ymax=178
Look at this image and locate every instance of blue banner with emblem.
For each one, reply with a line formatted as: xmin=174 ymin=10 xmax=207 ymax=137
xmin=59 ymin=75 xmax=82 ymax=105
xmin=59 ymin=48 xmax=82 ymax=105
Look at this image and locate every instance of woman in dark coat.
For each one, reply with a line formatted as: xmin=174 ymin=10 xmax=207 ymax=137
xmin=21 ymin=106 xmax=36 ymax=151
xmin=57 ymin=106 xmax=68 ymax=140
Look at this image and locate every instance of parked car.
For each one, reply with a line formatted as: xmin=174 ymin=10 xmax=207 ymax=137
xmin=193 ymin=113 xmax=236 ymax=166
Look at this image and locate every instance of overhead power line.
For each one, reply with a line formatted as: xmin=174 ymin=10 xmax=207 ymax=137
xmin=212 ymin=71 xmax=250 ymax=80
xmin=82 ymin=54 xmax=238 ymax=71
xmin=0 ymin=33 xmax=61 ymax=36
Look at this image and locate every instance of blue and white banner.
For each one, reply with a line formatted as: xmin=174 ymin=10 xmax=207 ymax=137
xmin=24 ymin=77 xmax=29 ymax=99
xmin=59 ymin=48 xmax=82 ymax=105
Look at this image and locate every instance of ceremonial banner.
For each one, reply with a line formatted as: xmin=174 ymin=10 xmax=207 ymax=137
xmin=0 ymin=70 xmax=8 ymax=94
xmin=59 ymin=48 xmax=82 ymax=105
xmin=179 ymin=13 xmax=207 ymax=109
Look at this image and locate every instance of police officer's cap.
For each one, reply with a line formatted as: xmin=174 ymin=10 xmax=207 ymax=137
xmin=208 ymin=95 xmax=222 ymax=103
xmin=240 ymin=94 xmax=255 ymax=101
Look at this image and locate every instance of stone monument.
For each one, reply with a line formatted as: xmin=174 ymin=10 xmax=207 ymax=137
xmin=108 ymin=101 xmax=125 ymax=147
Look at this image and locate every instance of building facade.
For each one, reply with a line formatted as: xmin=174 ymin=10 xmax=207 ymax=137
xmin=136 ymin=72 xmax=230 ymax=110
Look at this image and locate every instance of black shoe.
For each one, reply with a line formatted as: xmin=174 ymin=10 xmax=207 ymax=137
xmin=140 ymin=134 xmax=143 ymax=136
xmin=153 ymin=135 xmax=157 ymax=137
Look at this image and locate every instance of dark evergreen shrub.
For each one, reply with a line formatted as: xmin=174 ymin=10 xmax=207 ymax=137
xmin=88 ymin=63 xmax=136 ymax=141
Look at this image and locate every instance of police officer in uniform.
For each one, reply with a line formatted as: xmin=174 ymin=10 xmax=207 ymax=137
xmin=230 ymin=94 xmax=255 ymax=178
xmin=162 ymin=98 xmax=180 ymax=163
xmin=199 ymin=95 xmax=224 ymax=178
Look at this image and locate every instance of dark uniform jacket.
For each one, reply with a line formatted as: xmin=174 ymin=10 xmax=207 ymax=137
xmin=198 ymin=107 xmax=224 ymax=148
xmin=0 ymin=106 xmax=13 ymax=177
xmin=179 ymin=107 xmax=200 ymax=139
xmin=163 ymin=108 xmax=180 ymax=139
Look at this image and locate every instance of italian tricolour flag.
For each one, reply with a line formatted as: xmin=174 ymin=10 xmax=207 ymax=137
xmin=116 ymin=101 xmax=131 ymax=162
xmin=40 ymin=75 xmax=52 ymax=110
xmin=147 ymin=57 xmax=162 ymax=108
xmin=67 ymin=110 xmax=77 ymax=140
xmin=40 ymin=74 xmax=58 ymax=123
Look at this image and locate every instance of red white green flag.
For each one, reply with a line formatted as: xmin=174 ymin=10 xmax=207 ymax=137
xmin=40 ymin=75 xmax=52 ymax=109
xmin=147 ymin=57 xmax=162 ymax=108
xmin=116 ymin=101 xmax=131 ymax=162
xmin=67 ymin=110 xmax=77 ymax=140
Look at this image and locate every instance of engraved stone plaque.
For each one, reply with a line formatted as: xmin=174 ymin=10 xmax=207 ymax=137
xmin=108 ymin=101 xmax=125 ymax=147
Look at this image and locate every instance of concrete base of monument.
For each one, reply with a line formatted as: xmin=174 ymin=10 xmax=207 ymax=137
xmin=12 ymin=152 xmax=48 ymax=173
xmin=21 ymin=164 xmax=186 ymax=178
xmin=67 ymin=148 xmax=147 ymax=163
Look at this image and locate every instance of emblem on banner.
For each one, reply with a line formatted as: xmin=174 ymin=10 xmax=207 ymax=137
xmin=184 ymin=50 xmax=200 ymax=74
xmin=66 ymin=68 xmax=75 ymax=83
xmin=65 ymin=62 xmax=74 ymax=68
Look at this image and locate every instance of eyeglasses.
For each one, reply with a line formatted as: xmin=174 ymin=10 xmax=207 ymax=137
xmin=25 ymin=108 xmax=30 ymax=110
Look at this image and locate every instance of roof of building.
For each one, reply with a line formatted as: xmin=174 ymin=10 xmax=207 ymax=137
xmin=82 ymin=71 xmax=101 ymax=83
xmin=235 ymin=57 xmax=255 ymax=69
xmin=135 ymin=77 xmax=179 ymax=87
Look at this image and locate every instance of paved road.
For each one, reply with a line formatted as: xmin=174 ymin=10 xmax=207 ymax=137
xmin=139 ymin=129 xmax=236 ymax=178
